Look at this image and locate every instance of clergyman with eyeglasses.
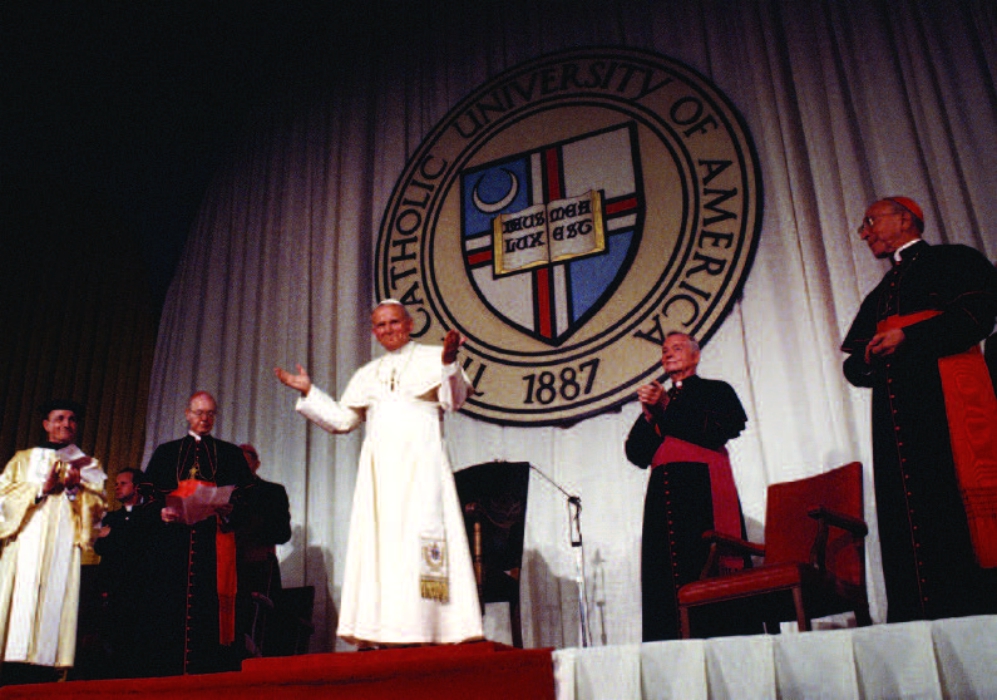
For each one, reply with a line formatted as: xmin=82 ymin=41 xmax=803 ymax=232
xmin=841 ymin=196 xmax=997 ymax=623
xmin=141 ymin=390 xmax=253 ymax=676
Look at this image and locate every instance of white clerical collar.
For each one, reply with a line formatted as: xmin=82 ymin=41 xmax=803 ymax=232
xmin=387 ymin=341 xmax=415 ymax=355
xmin=893 ymin=238 xmax=922 ymax=263
xmin=188 ymin=430 xmax=206 ymax=442
xmin=379 ymin=341 xmax=417 ymax=391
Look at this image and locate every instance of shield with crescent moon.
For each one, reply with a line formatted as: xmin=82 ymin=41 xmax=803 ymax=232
xmin=461 ymin=122 xmax=644 ymax=346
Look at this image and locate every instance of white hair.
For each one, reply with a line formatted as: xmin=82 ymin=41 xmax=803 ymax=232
xmin=665 ymin=331 xmax=700 ymax=353
xmin=372 ymin=299 xmax=411 ymax=319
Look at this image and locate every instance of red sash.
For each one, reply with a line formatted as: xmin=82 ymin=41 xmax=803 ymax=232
xmin=878 ymin=312 xmax=997 ymax=568
xmin=652 ymin=436 xmax=744 ymax=570
xmin=215 ymin=529 xmax=237 ymax=645
xmin=171 ymin=479 xmax=238 ymax=644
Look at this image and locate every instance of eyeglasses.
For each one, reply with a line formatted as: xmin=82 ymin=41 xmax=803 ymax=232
xmin=857 ymin=212 xmax=901 ymax=233
xmin=189 ymin=410 xmax=217 ymax=418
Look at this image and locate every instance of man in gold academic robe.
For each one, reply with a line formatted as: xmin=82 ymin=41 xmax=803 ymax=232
xmin=0 ymin=400 xmax=106 ymax=682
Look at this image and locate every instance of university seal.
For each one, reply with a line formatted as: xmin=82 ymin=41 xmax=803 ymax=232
xmin=376 ymin=48 xmax=762 ymax=425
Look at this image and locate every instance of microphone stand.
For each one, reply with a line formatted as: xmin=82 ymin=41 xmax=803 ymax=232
xmin=530 ymin=464 xmax=591 ymax=648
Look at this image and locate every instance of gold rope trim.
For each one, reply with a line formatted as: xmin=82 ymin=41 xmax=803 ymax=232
xmin=420 ymin=577 xmax=449 ymax=602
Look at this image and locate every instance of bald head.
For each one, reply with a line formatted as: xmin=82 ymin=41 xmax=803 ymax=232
xmin=185 ymin=391 xmax=217 ymax=437
xmin=373 ymin=299 xmax=411 ymax=319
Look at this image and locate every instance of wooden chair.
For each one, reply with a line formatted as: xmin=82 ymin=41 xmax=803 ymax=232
xmin=242 ymin=590 xmax=275 ymax=658
xmin=454 ymin=461 xmax=530 ymax=647
xmin=677 ymin=461 xmax=871 ymax=638
xmin=264 ymin=585 xmax=315 ymax=656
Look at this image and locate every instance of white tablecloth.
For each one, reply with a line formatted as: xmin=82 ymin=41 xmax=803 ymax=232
xmin=554 ymin=616 xmax=997 ymax=700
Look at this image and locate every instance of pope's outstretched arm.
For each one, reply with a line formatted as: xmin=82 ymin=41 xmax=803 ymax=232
xmin=276 ymin=362 xmax=363 ymax=434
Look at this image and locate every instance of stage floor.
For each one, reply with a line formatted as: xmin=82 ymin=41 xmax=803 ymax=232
xmin=0 ymin=641 xmax=555 ymax=699
xmin=3 ymin=617 xmax=996 ymax=699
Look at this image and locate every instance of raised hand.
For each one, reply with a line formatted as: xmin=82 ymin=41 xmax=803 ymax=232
xmin=442 ymin=330 xmax=464 ymax=365
xmin=274 ymin=363 xmax=313 ymax=396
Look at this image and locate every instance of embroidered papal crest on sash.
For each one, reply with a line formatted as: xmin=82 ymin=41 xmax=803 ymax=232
xmin=419 ymin=534 xmax=449 ymax=602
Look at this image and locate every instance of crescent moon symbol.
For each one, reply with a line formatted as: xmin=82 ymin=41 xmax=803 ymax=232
xmin=472 ymin=169 xmax=519 ymax=214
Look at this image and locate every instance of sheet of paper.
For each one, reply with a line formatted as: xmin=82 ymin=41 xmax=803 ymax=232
xmin=167 ymin=483 xmax=236 ymax=525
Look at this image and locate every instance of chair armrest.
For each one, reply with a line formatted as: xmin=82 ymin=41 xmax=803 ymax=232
xmin=251 ymin=592 xmax=275 ymax=610
xmin=698 ymin=530 xmax=763 ymax=579
xmin=808 ymin=507 xmax=868 ymax=574
xmin=808 ymin=507 xmax=868 ymax=537
xmin=701 ymin=529 xmax=765 ymax=558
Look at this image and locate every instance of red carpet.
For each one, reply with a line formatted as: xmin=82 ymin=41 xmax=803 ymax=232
xmin=0 ymin=642 xmax=556 ymax=699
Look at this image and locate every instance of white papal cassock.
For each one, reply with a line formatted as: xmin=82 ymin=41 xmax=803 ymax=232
xmin=296 ymin=341 xmax=483 ymax=646
xmin=0 ymin=448 xmax=105 ymax=667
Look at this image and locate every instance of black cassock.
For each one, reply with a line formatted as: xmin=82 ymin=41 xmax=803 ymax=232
xmin=144 ymin=434 xmax=253 ymax=675
xmin=625 ymin=374 xmax=747 ymax=641
xmin=842 ymin=240 xmax=997 ymax=622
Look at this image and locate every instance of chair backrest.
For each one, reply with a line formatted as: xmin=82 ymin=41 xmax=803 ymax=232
xmin=762 ymin=462 xmax=864 ymax=586
xmin=454 ymin=461 xmax=530 ymax=603
xmin=269 ymin=585 xmax=315 ymax=656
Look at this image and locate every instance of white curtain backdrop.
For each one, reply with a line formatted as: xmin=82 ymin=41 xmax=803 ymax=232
xmin=143 ymin=0 xmax=997 ymax=652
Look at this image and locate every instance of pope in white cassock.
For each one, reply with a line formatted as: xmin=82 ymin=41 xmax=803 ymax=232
xmin=275 ymin=300 xmax=483 ymax=648
xmin=0 ymin=400 xmax=106 ymax=673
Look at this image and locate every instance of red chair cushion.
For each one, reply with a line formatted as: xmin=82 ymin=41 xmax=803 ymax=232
xmin=677 ymin=563 xmax=814 ymax=606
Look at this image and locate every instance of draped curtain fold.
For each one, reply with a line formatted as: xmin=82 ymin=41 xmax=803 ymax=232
xmin=2 ymin=183 xmax=157 ymax=533
xmin=143 ymin=0 xmax=997 ymax=651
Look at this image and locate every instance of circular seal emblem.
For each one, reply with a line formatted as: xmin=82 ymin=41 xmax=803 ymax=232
xmin=376 ymin=48 xmax=761 ymax=426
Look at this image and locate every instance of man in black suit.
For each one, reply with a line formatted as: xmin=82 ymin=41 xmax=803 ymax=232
xmin=235 ymin=443 xmax=291 ymax=656
xmin=143 ymin=391 xmax=253 ymax=675
xmin=94 ymin=467 xmax=159 ymax=677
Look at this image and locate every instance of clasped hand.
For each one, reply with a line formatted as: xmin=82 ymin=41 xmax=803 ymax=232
xmin=43 ymin=462 xmax=82 ymax=496
xmin=864 ymin=327 xmax=905 ymax=364
xmin=636 ymin=381 xmax=668 ymax=418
